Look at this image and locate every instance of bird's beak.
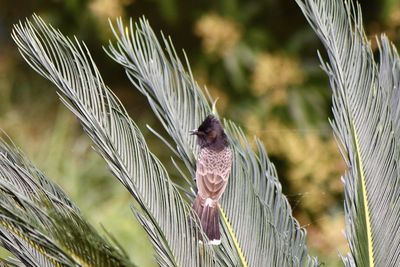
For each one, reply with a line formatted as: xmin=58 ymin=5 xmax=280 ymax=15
xmin=189 ymin=129 xmax=198 ymax=135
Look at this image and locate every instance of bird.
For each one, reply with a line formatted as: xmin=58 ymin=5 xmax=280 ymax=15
xmin=190 ymin=114 xmax=232 ymax=245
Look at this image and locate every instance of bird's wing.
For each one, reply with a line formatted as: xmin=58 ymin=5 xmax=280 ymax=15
xmin=196 ymin=158 xmax=231 ymax=202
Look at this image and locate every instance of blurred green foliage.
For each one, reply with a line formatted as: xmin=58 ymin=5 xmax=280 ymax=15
xmin=1 ymin=0 xmax=399 ymax=266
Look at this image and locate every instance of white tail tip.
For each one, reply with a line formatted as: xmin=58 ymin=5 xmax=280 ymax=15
xmin=208 ymin=239 xmax=221 ymax=245
xmin=198 ymin=239 xmax=221 ymax=245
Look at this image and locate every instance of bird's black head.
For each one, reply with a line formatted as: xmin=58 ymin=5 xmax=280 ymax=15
xmin=190 ymin=115 xmax=228 ymax=150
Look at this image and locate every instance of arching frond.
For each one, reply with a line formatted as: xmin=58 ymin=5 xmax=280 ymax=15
xmin=296 ymin=0 xmax=400 ymax=266
xmin=0 ymin=138 xmax=134 ymax=266
xmin=0 ymin=257 xmax=23 ymax=266
xmin=106 ymin=17 xmax=319 ymax=266
xmin=12 ymin=15 xmax=216 ymax=267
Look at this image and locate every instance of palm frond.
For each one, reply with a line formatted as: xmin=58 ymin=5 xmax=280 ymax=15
xmin=377 ymin=36 xmax=400 ymax=140
xmin=106 ymin=17 xmax=319 ymax=266
xmin=12 ymin=15 xmax=217 ymax=267
xmin=106 ymin=18 xmax=211 ymax=176
xmin=0 ymin=138 xmax=134 ymax=266
xmin=0 ymin=257 xmax=24 ymax=266
xmin=296 ymin=0 xmax=400 ymax=266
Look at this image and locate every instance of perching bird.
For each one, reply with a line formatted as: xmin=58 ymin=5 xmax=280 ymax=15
xmin=190 ymin=115 xmax=232 ymax=245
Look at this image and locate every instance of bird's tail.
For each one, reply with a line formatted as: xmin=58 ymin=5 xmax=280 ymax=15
xmin=192 ymin=195 xmax=221 ymax=245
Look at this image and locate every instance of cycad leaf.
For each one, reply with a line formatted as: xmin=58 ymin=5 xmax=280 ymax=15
xmin=12 ymin=15 xmax=216 ymax=267
xmin=0 ymin=138 xmax=134 ymax=266
xmin=296 ymin=0 xmax=400 ymax=266
xmin=0 ymin=257 xmax=24 ymax=266
xmin=106 ymin=17 xmax=319 ymax=266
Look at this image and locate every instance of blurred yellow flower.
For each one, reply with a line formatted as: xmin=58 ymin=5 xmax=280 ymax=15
xmin=245 ymin=118 xmax=347 ymax=260
xmin=89 ymin=0 xmax=130 ymax=19
xmin=195 ymin=13 xmax=242 ymax=57
xmin=247 ymin=119 xmax=345 ymax=214
xmin=389 ymin=6 xmax=400 ymax=27
xmin=251 ymin=54 xmax=304 ymax=104
xmin=308 ymin=214 xmax=349 ymax=254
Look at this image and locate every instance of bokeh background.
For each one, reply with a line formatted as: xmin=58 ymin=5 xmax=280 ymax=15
xmin=1 ymin=0 xmax=399 ymax=266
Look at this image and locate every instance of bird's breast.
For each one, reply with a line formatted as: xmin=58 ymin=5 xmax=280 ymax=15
xmin=198 ymin=147 xmax=232 ymax=172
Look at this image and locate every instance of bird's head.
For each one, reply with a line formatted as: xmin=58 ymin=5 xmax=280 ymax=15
xmin=190 ymin=115 xmax=228 ymax=149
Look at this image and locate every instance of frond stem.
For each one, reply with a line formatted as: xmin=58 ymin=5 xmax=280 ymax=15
xmin=219 ymin=207 xmax=248 ymax=267
xmin=351 ymin=122 xmax=374 ymax=267
xmin=0 ymin=221 xmax=62 ymax=267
